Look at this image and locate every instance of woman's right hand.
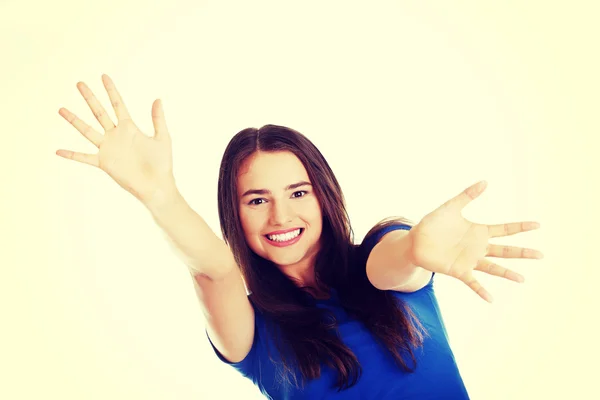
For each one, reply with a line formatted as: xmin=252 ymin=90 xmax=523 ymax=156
xmin=56 ymin=74 xmax=176 ymax=205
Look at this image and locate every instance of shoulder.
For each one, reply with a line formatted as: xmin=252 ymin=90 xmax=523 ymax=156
xmin=359 ymin=217 xmax=414 ymax=255
xmin=360 ymin=217 xmax=434 ymax=293
xmin=390 ymin=272 xmax=436 ymax=296
xmin=205 ymin=299 xmax=270 ymax=376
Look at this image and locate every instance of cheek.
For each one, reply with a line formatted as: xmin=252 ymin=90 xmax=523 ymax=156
xmin=239 ymin=209 xmax=264 ymax=237
xmin=304 ymin=198 xmax=323 ymax=221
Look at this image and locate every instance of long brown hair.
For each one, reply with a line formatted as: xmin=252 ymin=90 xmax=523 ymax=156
xmin=217 ymin=124 xmax=426 ymax=391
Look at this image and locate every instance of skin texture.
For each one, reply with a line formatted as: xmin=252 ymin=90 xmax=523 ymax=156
xmin=237 ymin=151 xmax=323 ymax=288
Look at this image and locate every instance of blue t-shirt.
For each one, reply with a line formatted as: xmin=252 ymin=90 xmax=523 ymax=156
xmin=207 ymin=224 xmax=470 ymax=399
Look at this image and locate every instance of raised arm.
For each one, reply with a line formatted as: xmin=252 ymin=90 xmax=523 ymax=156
xmin=145 ymin=183 xmax=236 ymax=278
xmin=56 ymin=74 xmax=255 ymax=363
xmin=366 ymin=227 xmax=431 ymax=292
xmin=146 ymin=185 xmax=255 ymax=362
xmin=367 ymin=181 xmax=543 ymax=302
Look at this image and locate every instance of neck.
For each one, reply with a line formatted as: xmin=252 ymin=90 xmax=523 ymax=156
xmin=278 ymin=250 xmax=330 ymax=295
xmin=280 ymin=258 xmax=317 ymax=287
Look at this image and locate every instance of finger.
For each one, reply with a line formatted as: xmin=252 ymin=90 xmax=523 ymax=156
xmin=55 ymin=149 xmax=99 ymax=167
xmin=475 ymin=259 xmax=524 ymax=283
xmin=76 ymin=81 xmax=116 ymax=131
xmin=442 ymin=180 xmax=487 ymax=211
xmin=488 ymin=221 xmax=540 ymax=238
xmin=486 ymin=244 xmax=544 ymax=259
xmin=101 ymin=74 xmax=132 ymax=121
xmin=459 ymin=270 xmax=493 ymax=303
xmin=59 ymin=108 xmax=104 ymax=147
xmin=151 ymin=99 xmax=169 ymax=140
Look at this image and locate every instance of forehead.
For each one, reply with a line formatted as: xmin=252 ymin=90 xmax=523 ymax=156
xmin=237 ymin=151 xmax=309 ymax=189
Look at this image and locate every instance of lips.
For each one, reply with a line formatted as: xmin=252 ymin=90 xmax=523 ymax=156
xmin=265 ymin=227 xmax=302 ymax=236
xmin=264 ymin=228 xmax=304 ymax=247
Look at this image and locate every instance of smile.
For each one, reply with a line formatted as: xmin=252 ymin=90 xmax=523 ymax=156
xmin=265 ymin=228 xmax=304 ymax=247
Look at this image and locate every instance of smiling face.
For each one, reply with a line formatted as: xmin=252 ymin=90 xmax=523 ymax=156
xmin=237 ymin=151 xmax=323 ymax=276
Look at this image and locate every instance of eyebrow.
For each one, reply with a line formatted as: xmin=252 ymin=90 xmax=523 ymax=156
xmin=241 ymin=181 xmax=312 ymax=198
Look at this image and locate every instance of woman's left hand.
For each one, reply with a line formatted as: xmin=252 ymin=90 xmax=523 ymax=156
xmin=409 ymin=180 xmax=543 ymax=303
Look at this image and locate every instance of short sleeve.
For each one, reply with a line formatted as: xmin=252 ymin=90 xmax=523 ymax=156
xmin=205 ymin=309 xmax=264 ymax=382
xmin=360 ymin=223 xmax=412 ymax=257
xmin=360 ymin=223 xmax=436 ymax=292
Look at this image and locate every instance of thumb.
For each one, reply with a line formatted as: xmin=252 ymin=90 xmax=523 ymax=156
xmin=151 ymin=99 xmax=169 ymax=140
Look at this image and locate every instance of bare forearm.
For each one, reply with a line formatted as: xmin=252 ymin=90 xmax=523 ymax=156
xmin=144 ymin=185 xmax=237 ymax=280
xmin=366 ymin=230 xmax=423 ymax=290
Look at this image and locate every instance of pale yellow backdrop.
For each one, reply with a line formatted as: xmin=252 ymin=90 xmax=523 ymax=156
xmin=1 ymin=0 xmax=597 ymax=399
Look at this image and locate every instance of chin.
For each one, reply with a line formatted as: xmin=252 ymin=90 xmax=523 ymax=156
xmin=268 ymin=254 xmax=304 ymax=268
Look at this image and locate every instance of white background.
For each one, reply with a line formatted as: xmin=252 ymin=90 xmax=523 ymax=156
xmin=2 ymin=0 xmax=598 ymax=399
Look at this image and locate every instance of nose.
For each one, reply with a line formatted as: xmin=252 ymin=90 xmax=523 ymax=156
xmin=270 ymin=200 xmax=293 ymax=226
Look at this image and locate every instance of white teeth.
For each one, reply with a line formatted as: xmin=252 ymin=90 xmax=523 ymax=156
xmin=267 ymin=229 xmax=301 ymax=242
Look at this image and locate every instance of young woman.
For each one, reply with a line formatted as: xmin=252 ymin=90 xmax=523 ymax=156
xmin=56 ymin=75 xmax=543 ymax=399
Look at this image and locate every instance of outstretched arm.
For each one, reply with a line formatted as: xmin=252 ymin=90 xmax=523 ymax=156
xmin=366 ymin=229 xmax=432 ymax=292
xmin=366 ymin=181 xmax=543 ymax=302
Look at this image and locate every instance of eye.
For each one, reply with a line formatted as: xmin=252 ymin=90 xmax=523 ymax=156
xmin=248 ymin=198 xmax=266 ymax=206
xmin=293 ymin=190 xmax=308 ymax=198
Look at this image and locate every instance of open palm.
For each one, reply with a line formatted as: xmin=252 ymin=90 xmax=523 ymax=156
xmin=56 ymin=74 xmax=174 ymax=204
xmin=410 ymin=181 xmax=543 ymax=302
